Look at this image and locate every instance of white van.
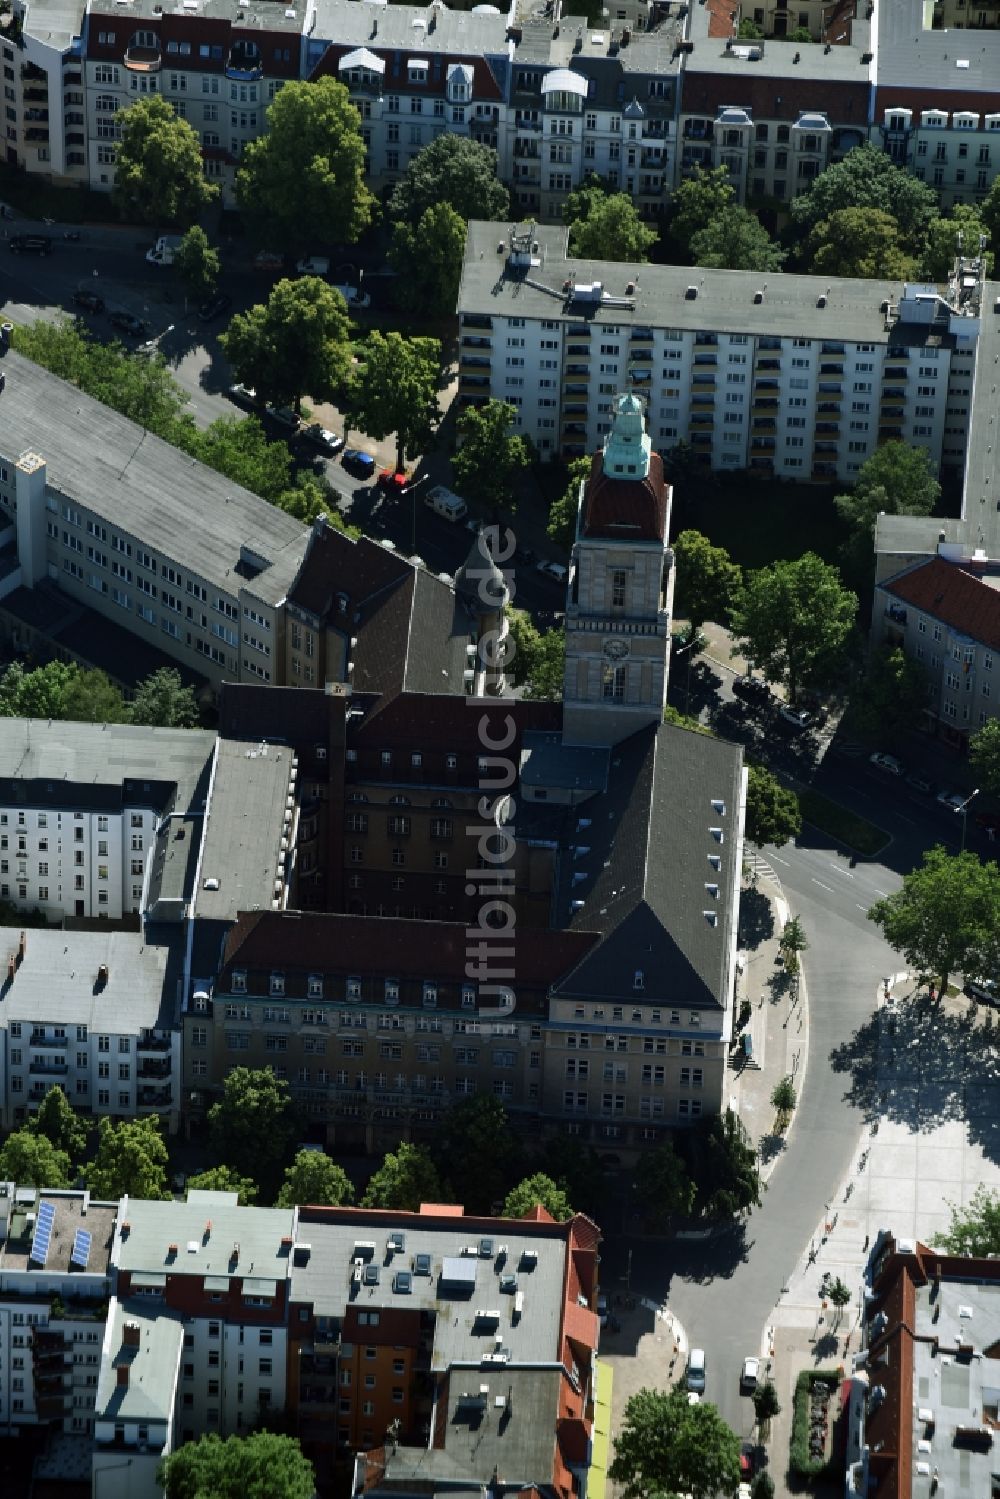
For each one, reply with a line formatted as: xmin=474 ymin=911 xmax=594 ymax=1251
xmin=425 ymin=486 xmax=468 ymax=523
xmin=296 ymin=256 xmax=330 ymax=276
xmin=146 ymin=234 xmax=184 ymax=266
xmin=332 ymin=283 xmax=371 ymax=309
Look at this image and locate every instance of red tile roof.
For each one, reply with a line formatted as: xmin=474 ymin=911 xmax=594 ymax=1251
xmin=884 ymin=557 xmax=1000 ymax=653
xmin=582 ymin=450 xmax=668 ymax=542
xmin=706 ymin=0 xmax=739 ymax=40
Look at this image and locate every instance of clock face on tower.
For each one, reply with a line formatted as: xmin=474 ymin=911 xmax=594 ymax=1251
xmin=603 ymin=638 xmax=630 ymax=662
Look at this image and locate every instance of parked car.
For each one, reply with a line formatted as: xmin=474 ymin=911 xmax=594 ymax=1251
xmin=965 ymin=975 xmax=1000 ymax=1003
xmin=226 ymin=382 xmax=260 ymax=410
xmin=109 ymin=311 xmax=147 ymax=337
xmin=378 ymin=467 xmax=413 ymax=494
xmin=536 ymin=559 xmax=568 ymax=583
xmin=296 ymin=255 xmax=330 ymax=276
xmin=740 ymin=1356 xmax=760 ymax=1391
xmin=595 ymin=1292 xmax=608 ymax=1327
xmin=72 ymin=290 xmax=104 ymax=313
xmin=332 ymin=282 xmax=370 ymax=309
xmin=198 ymin=292 xmax=232 ymax=321
xmin=870 ymin=751 xmax=904 ymax=776
xmin=686 ymin=1348 xmax=706 ymax=1393
xmin=303 ymin=423 xmax=344 ymax=456
xmin=936 ymin=788 xmax=967 ymax=812
xmin=264 ymin=404 xmax=300 ymax=435
xmin=778 ymin=705 xmax=812 ymax=731
xmin=342 ymin=448 xmax=376 ymax=478
xmin=8 ymin=234 xmax=51 ymax=255
xmin=253 ymin=250 xmax=284 ymax=271
xmin=733 ymin=675 xmax=770 ymax=702
xmin=905 ymin=771 xmax=936 ymax=795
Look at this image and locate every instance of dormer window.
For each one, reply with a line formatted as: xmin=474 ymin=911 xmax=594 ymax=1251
xmin=461 ymin=984 xmax=476 ymax=1009
xmin=270 ymin=972 xmax=285 ymax=996
xmin=407 ymin=58 xmax=428 ymax=84
xmin=711 ymin=800 xmax=726 ymax=816
xmin=231 ymin=970 xmax=246 ymax=993
xmin=422 ymin=982 xmax=438 ymax=1008
xmin=308 ymin=974 xmax=323 ymax=999
xmin=705 ymin=884 xmax=719 ymax=899
xmin=347 ymin=976 xmax=362 ymax=1000
xmin=708 ymin=854 xmax=721 ymax=871
xmin=633 ymin=969 xmax=644 ymax=991
xmin=710 ymin=827 xmax=724 ymax=844
xmin=384 ymin=979 xmax=400 ymax=1005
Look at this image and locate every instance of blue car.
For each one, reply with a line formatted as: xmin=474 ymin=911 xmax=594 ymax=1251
xmin=342 ymin=448 xmax=376 ymax=478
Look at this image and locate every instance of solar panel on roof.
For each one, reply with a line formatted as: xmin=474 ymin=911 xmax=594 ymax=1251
xmin=30 ymin=1201 xmax=57 ymax=1265
xmin=70 ymin=1228 xmax=92 ymax=1269
xmin=37 ymin=1202 xmax=55 ymax=1229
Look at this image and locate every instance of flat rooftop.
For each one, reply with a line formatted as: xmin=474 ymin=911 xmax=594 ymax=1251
xmin=114 ymin=1195 xmax=295 ymax=1285
xmin=686 ymin=0 xmax=871 ymax=82
xmin=0 ymin=924 xmax=183 ymax=1033
xmin=192 ymin=737 xmax=295 ymax=921
xmin=310 ymin=0 xmax=508 ymax=57
xmin=87 ymin=0 xmax=306 ymax=34
xmin=878 ymin=0 xmax=1000 ymax=95
xmin=0 ymin=352 xmax=309 ymax=607
xmin=459 ymin=220 xmax=911 ymax=343
xmin=0 ymin=1187 xmax=116 ymax=1277
xmin=0 ymin=717 xmax=215 ymax=814
xmin=910 ymin=1275 xmax=1000 ymax=1499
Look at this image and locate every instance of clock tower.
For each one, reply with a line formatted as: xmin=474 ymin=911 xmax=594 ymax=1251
xmin=561 ymin=392 xmax=674 ymax=747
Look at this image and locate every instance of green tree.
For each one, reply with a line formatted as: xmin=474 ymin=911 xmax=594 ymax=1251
xmin=158 ymin=1431 xmax=315 ymax=1499
xmin=790 ymin=143 xmax=937 ymax=247
xmin=923 ymin=204 xmax=993 ymax=281
xmin=738 ymin=16 xmax=763 ymax=37
xmin=690 ymin=206 xmax=785 ymax=272
xmin=850 ymin=647 xmax=929 ymax=750
xmin=669 ymin=166 xmax=735 ymax=255
xmin=745 ymin=763 xmax=802 ymax=850
xmin=771 ymin=1075 xmax=797 ymax=1113
xmin=837 ymin=440 xmax=940 ymax=527
xmin=970 ymin=719 xmax=1000 ymax=795
xmin=503 ymin=1172 xmax=573 ymax=1222
xmin=30 ymin=1086 xmax=87 ymax=1165
xmin=59 ymin=668 xmax=127 ymax=724
xmin=779 ymin=915 xmax=808 ymax=973
xmin=276 ymin=1149 xmax=354 ymax=1209
xmin=868 ymin=844 xmax=1000 ymax=998
xmin=452 ymin=400 xmax=533 ymax=511
xmin=184 ymin=416 xmax=294 ymax=506
xmin=84 ymin=1116 xmax=171 ymax=1201
xmin=185 ymin=1166 xmax=259 ymax=1204
xmin=507 ymin=607 xmax=565 ymax=701
xmin=752 ymin=1474 xmax=776 ymax=1499
xmin=389 ymin=202 xmax=468 ymax=318
xmin=207 ymin=1067 xmax=295 ymax=1185
xmin=0 ymin=659 xmax=74 ymax=718
xmin=633 ymin=1139 xmax=696 ymax=1230
xmin=567 ymin=189 xmax=658 ymax=261
xmin=129 ymin=667 xmax=198 ymax=728
xmin=112 ymin=95 xmax=218 ymax=225
xmin=562 ymin=173 xmax=611 ymax=230
xmin=432 ymin=1096 xmax=522 ymax=1215
xmin=0 ymin=1128 xmax=71 ymax=1189
xmin=807 ymin=207 xmax=918 ymax=280
xmin=236 ymin=78 xmax=373 ymax=249
xmin=673 ymin=529 xmax=741 ymax=633
xmin=362 ymin=1142 xmax=444 ymax=1212
xmin=275 ymin=475 xmax=360 ymax=535
xmin=350 ymin=331 xmax=441 ymax=473
xmin=221 ymin=277 xmax=353 ymax=414
xmin=610 ymin=1386 xmax=742 ymax=1499
xmin=981 ymin=174 xmax=1000 ymax=247
xmin=389 ymin=134 xmax=509 ymax=226
xmin=173 ymin=226 xmax=221 ymax=302
xmin=547 ymin=456 xmax=589 ymax=551
xmin=934 ymin=1182 xmax=1000 ymax=1256
xmin=826 ymin=1276 xmax=851 ymax=1330
xmin=679 ymin=1109 xmax=762 ymax=1218
xmin=730 ymin=553 xmax=857 ymax=704
xmin=753 ymin=1379 xmax=781 ymax=1426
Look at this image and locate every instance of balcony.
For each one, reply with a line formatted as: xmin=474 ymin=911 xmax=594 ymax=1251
xmin=755 ymin=358 xmax=781 ymax=372
xmin=124 ymin=44 xmax=161 ymax=73
xmin=631 ymin=328 xmax=654 ymax=343
xmin=693 ymin=353 xmax=717 ymax=367
xmin=817 ymin=401 xmax=841 ymax=414
xmin=691 ymin=431 xmax=713 ymax=446
xmin=813 ymin=441 xmax=838 ymax=455
xmin=459 ymin=354 xmax=491 ymax=371
xmin=754 ymin=378 xmax=780 ymax=393
xmin=138 ymin=1060 xmax=171 ymax=1081
xmin=567 ymin=344 xmax=590 ymax=358
xmin=562 ymin=421 xmax=588 ymax=437
xmin=750 ymin=437 xmax=776 ymax=452
xmin=514 ymin=114 xmax=542 ymax=133
xmin=563 ymin=381 xmax=588 ymax=397
xmin=815 ymin=421 xmax=840 ymax=435
xmin=878 ymin=425 xmax=903 ymax=442
xmin=885 ymin=603 xmax=908 ymax=625
xmin=691 ymin=391 xmax=715 ymax=407
xmin=629 ymin=348 xmax=652 ymax=363
xmin=563 ymin=365 xmax=590 ymax=379
xmin=818 ymin=382 xmax=842 ymax=395
xmin=819 ymin=361 xmax=844 ymax=376
xmin=30 ymin=1031 xmax=68 ymax=1047
xmin=883 ymin=365 xmax=908 ymax=380
xmin=29 ymin=1059 xmax=68 ymax=1075
xmin=137 ymin=1033 xmax=171 ymax=1052
xmin=138 ymin=1086 xmax=172 ymax=1107
xmin=458 ymin=373 xmax=490 ymax=390
xmin=690 ymin=412 xmax=714 ymax=427
xmin=752 ymin=398 xmax=779 ymax=412
xmin=564 ymin=401 xmax=588 ymax=416
xmin=683 ymin=120 xmax=711 ymax=140
xmin=63 ymin=71 xmax=82 ymax=87
xmin=752 ymin=417 xmax=776 ymax=432
xmin=226 ymin=44 xmax=262 ymax=81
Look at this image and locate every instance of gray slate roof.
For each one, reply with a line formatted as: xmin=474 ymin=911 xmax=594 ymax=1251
xmin=0 ymin=352 xmax=309 ymax=607
xmin=94 ymin=1300 xmax=185 ymax=1429
xmin=114 ymin=1195 xmax=296 ymax=1281
xmin=193 ymin=737 xmax=296 ymax=922
xmin=877 ymin=0 xmax=1000 ymax=94
xmin=0 ymin=924 xmax=183 ymax=1033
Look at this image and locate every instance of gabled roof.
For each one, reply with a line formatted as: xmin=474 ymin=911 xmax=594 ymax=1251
xmin=882 ymin=556 xmax=1000 ymax=652
xmin=349 ymin=690 xmax=562 ymax=751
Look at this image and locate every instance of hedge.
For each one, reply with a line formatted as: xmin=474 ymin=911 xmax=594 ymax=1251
xmin=789 ymin=1367 xmax=843 ymax=1481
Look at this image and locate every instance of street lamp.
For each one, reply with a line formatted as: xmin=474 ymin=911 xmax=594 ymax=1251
xmin=956 ymin=787 xmax=980 ymax=852
xmin=672 ymin=630 xmax=702 ymax=715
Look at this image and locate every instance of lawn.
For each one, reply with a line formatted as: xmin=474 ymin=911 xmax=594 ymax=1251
xmin=798 ymin=788 xmax=890 ymax=858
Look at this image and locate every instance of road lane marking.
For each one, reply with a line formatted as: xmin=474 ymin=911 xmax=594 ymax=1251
xmin=856 ymin=903 xmax=868 ymax=912
xmin=830 ymin=866 xmax=855 ymax=879
xmin=811 ymin=878 xmax=834 ymax=892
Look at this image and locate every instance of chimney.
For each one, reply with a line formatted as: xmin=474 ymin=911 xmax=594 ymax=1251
xmin=231 ymin=1242 xmax=240 ymax=1264
xmin=6 ymin=956 xmax=14 ymax=984
xmin=204 ymin=1220 xmax=212 ymax=1242
xmin=122 ymin=1321 xmax=141 ymax=1349
xmin=117 ymin=1365 xmax=129 ymax=1388
xmin=96 ymin=963 xmax=109 ymax=989
xmin=17 ymin=930 xmax=25 ymax=963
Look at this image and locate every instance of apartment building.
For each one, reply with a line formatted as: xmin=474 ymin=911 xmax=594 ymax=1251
xmin=0 ymin=925 xmax=183 ymax=1129
xmin=286 ymin=1202 xmax=600 ymax=1496
xmin=0 ymin=1184 xmax=116 ymax=1440
xmin=457 ymin=220 xmax=983 ymax=479
xmin=0 ymin=0 xmax=87 ymax=183
xmin=678 ymin=0 xmax=871 ymax=205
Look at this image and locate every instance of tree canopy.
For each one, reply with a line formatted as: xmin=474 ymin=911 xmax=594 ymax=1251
xmin=745 ymin=763 xmax=802 ymax=850
xmin=547 ymin=456 xmax=588 ymax=552
xmin=207 ymin=1067 xmax=295 ymax=1186
xmin=30 ymin=1085 xmax=88 ymax=1165
xmin=690 ymin=206 xmax=785 ymax=272
xmin=934 ymin=1183 xmax=1000 ymax=1256
xmin=503 ymin=1172 xmax=573 ymax=1222
xmin=174 ymin=226 xmax=220 ymax=302
xmin=669 ymin=165 xmax=735 ymax=255
xmin=806 ymin=207 xmax=918 ymax=280
xmin=868 ymin=845 xmax=1000 ymax=997
xmin=850 ymin=647 xmax=929 ymax=750
xmin=276 ymin=1149 xmax=354 ymax=1209
xmin=128 ymin=667 xmax=198 ymax=728
xmin=633 ymin=1140 xmax=696 ymax=1230
xmin=236 ymin=78 xmax=374 ymax=248
xmin=389 ymin=202 xmax=468 ymax=318
xmin=432 ymin=1096 xmax=522 ymax=1215
xmin=112 ymin=95 xmax=218 ymax=225
xmin=452 ymin=400 xmax=533 ymax=512
xmin=158 ymin=1431 xmax=315 ymax=1499
xmin=923 ymin=204 xmax=993 ymax=281
xmin=610 ymin=1386 xmax=742 ymax=1499
xmin=790 ymin=144 xmax=937 ymax=248
xmin=678 ymin=1109 xmax=762 ymax=1218
xmin=84 ymin=1116 xmax=171 ymax=1201
xmin=221 ymin=277 xmax=353 ymax=413
xmin=362 ymin=1142 xmax=444 ymax=1212
xmin=566 ymin=187 xmax=658 ymax=261
xmin=673 ymin=530 xmax=741 ymax=633
xmin=351 ymin=332 xmax=442 ymax=472
xmin=185 ymin=1166 xmax=259 ymax=1204
xmin=507 ymin=607 xmax=565 ymax=701
xmin=970 ymin=720 xmax=1000 ymax=795
xmin=730 ymin=553 xmax=857 ymax=703
xmin=389 ymin=134 xmax=509 ymax=226
xmin=0 ymin=1129 xmax=72 ymax=1189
